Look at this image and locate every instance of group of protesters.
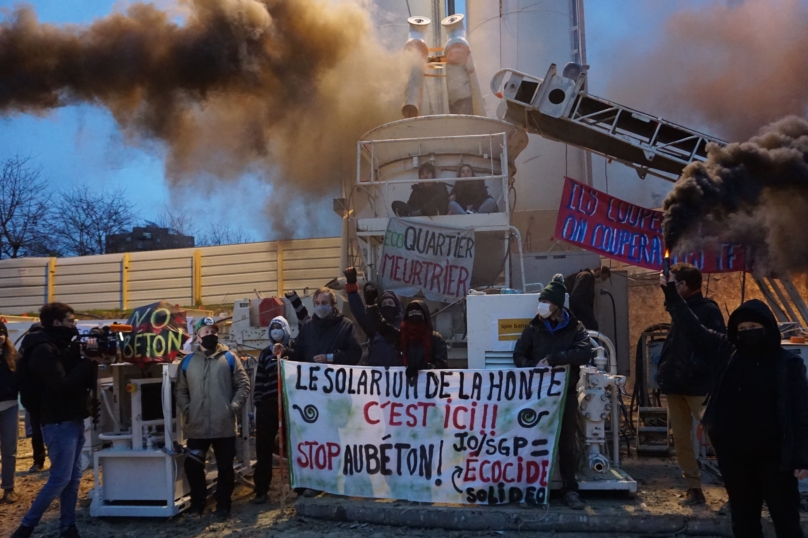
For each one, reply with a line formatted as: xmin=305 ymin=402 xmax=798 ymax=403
xmin=2 ymin=258 xmax=808 ymax=538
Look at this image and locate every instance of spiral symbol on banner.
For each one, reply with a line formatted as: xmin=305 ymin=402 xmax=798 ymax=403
xmin=292 ymin=404 xmax=319 ymax=424
xmin=517 ymin=409 xmax=548 ymax=428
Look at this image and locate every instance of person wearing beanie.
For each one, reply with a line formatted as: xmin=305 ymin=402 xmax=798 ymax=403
xmin=0 ymin=320 xmax=20 ymax=504
xmin=661 ymin=273 xmax=808 ymax=538
xmin=513 ymin=274 xmax=594 ymax=510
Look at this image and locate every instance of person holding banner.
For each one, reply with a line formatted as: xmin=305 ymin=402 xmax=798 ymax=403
xmin=513 ymin=276 xmax=594 ymax=511
xmin=288 ymin=288 xmax=362 ymax=366
xmin=344 ymin=267 xmax=405 ymax=367
xmin=448 ymin=164 xmax=498 ymax=215
xmin=252 ymin=316 xmax=294 ymax=504
xmin=662 ymin=275 xmax=808 ymax=538
xmin=176 ymin=317 xmax=250 ymax=521
xmin=374 ymin=300 xmax=448 ymax=379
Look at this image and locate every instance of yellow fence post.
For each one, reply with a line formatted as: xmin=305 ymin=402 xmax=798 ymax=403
xmin=276 ymin=241 xmax=285 ymax=297
xmin=47 ymin=257 xmax=56 ymax=303
xmin=121 ymin=253 xmax=130 ymax=310
xmin=193 ymin=249 xmax=203 ymax=306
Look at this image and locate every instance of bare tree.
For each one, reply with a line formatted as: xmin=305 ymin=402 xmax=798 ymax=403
xmin=0 ymin=156 xmax=52 ymax=258
xmin=152 ymin=204 xmax=198 ymax=238
xmin=197 ymin=222 xmax=254 ymax=246
xmin=51 ymin=186 xmax=138 ymax=256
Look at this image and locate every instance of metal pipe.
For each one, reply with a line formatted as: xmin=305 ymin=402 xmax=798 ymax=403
xmin=402 ymin=17 xmax=430 ymax=118
xmin=442 ymin=14 xmax=485 ymax=116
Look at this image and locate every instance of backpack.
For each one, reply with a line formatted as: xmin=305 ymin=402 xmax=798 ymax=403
xmin=181 ymin=351 xmax=236 ymax=373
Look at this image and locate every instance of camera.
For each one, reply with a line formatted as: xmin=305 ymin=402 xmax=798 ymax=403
xmin=74 ymin=323 xmax=131 ymax=360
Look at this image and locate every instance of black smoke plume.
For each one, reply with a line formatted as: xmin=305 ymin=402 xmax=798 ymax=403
xmin=662 ymin=116 xmax=808 ymax=274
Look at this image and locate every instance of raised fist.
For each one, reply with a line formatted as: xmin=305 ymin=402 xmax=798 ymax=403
xmin=344 ymin=267 xmax=358 ymax=285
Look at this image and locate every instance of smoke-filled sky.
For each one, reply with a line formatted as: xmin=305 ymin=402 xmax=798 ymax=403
xmin=0 ymin=0 xmax=799 ymax=242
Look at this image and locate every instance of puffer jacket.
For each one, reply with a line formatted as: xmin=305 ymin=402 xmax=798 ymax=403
xmin=348 ymin=289 xmax=404 ymax=367
xmin=513 ymin=308 xmax=594 ymax=392
xmin=665 ymin=289 xmax=808 ymax=471
xmin=176 ymin=344 xmax=250 ymax=439
xmin=288 ymin=309 xmax=362 ymax=365
xmin=657 ymin=291 xmax=726 ymax=395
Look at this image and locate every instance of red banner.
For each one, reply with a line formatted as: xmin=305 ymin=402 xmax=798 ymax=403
xmin=554 ymin=177 xmax=747 ymax=273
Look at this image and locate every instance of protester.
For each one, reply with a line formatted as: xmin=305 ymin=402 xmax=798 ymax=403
xmin=11 ymin=303 xmax=95 ymax=538
xmin=18 ymin=323 xmax=47 ymax=473
xmin=288 ymin=288 xmax=362 ymax=366
xmin=375 ymin=300 xmax=448 ymax=378
xmin=251 ymin=316 xmax=293 ymax=504
xmin=176 ymin=317 xmax=250 ymax=520
xmin=657 ymin=263 xmax=726 ymax=505
xmin=344 ymin=267 xmax=404 ymax=367
xmin=513 ymin=275 xmax=594 ymax=510
xmin=448 ymin=164 xmax=498 ymax=215
xmin=284 ymin=290 xmax=310 ymax=323
xmin=0 ymin=320 xmax=19 ymax=504
xmin=564 ymin=266 xmax=611 ymax=331
xmin=391 ymin=162 xmax=450 ymax=217
xmin=662 ymin=274 xmax=808 ymax=538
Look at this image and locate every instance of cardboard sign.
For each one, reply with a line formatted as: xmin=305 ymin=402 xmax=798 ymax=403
xmin=379 ymin=217 xmax=475 ymax=302
xmin=282 ymin=361 xmax=568 ymax=505
xmin=555 ymin=177 xmax=747 ymax=273
xmin=122 ymin=301 xmax=189 ymax=366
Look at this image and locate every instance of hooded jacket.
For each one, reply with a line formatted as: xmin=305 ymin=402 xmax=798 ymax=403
xmin=176 ymin=343 xmax=250 ymax=439
xmin=657 ymin=291 xmax=726 ymax=395
xmin=406 ymin=182 xmax=450 ymax=216
xmin=288 ymin=308 xmax=362 ymax=365
xmin=665 ymin=289 xmax=808 ymax=471
xmin=23 ymin=328 xmax=95 ymax=425
xmin=348 ymin=289 xmax=404 ymax=367
xmin=513 ymin=308 xmax=594 ymax=392
xmin=375 ymin=300 xmax=448 ymax=370
xmin=254 ymin=316 xmax=293 ymax=405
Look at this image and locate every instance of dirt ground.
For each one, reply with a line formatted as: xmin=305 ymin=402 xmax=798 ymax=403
xmin=1 ymin=423 xmax=798 ymax=538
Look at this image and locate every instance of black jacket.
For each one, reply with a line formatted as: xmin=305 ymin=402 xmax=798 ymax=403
xmin=348 ymin=289 xmax=404 ymax=367
xmin=666 ymin=291 xmax=808 ymax=471
xmin=407 ymin=182 xmax=450 ymax=216
xmin=565 ymin=270 xmax=598 ymax=331
xmin=450 ymin=180 xmax=491 ymax=212
xmin=513 ymin=309 xmax=594 ymax=391
xmin=25 ymin=329 xmax=94 ymax=425
xmin=0 ymin=353 xmax=16 ymax=403
xmin=376 ymin=300 xmax=448 ymax=371
xmin=288 ymin=309 xmax=362 ymax=365
xmin=657 ymin=291 xmax=726 ymax=395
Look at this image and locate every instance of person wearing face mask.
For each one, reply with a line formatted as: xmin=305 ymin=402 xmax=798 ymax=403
xmin=657 ymin=263 xmax=725 ymax=506
xmin=175 ymin=317 xmax=250 ymax=521
xmin=288 ymin=288 xmax=362 ymax=366
xmin=447 ymin=164 xmax=498 ymax=215
xmin=343 ymin=267 xmax=405 ymax=367
xmin=11 ymin=303 xmax=95 ymax=538
xmin=661 ymin=274 xmax=808 ymax=538
xmin=375 ymin=301 xmax=447 ymax=379
xmin=251 ymin=316 xmax=294 ymax=504
xmin=513 ymin=275 xmax=594 ymax=511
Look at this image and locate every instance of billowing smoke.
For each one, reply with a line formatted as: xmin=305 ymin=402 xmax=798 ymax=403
xmin=606 ymin=0 xmax=808 ymax=141
xmin=0 ymin=0 xmax=411 ymax=236
xmin=662 ymin=116 xmax=808 ymax=274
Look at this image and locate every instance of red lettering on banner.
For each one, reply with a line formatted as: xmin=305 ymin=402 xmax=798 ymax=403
xmin=555 ymin=177 xmax=748 ymax=273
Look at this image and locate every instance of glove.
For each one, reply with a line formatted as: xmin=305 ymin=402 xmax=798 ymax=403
xmin=364 ymin=283 xmax=379 ymax=306
xmin=406 ymin=364 xmax=419 ymax=381
xmin=344 ymin=267 xmax=358 ymax=285
xmin=662 ymin=279 xmax=679 ymax=303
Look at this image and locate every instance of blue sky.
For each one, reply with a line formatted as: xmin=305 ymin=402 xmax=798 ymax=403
xmin=0 ymin=0 xmax=713 ymax=241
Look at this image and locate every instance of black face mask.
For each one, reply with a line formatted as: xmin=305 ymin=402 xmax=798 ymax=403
xmin=406 ymin=313 xmax=425 ymax=324
xmin=201 ymin=334 xmax=219 ymax=350
xmin=736 ymin=328 xmax=768 ymax=353
xmin=49 ymin=326 xmax=79 ymax=343
xmin=380 ymin=305 xmax=399 ymax=323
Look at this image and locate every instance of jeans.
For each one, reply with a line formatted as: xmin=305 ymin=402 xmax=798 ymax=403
xmin=28 ymin=409 xmax=47 ymax=467
xmin=21 ymin=420 xmax=85 ymax=531
xmin=185 ymin=437 xmax=237 ymax=511
xmin=254 ymin=400 xmax=280 ymax=496
xmin=559 ymin=392 xmax=581 ymax=494
xmin=448 ymin=197 xmax=498 ymax=215
xmin=715 ymin=447 xmax=803 ymax=538
xmin=666 ymin=394 xmax=704 ymax=489
xmin=0 ymin=403 xmax=19 ymax=490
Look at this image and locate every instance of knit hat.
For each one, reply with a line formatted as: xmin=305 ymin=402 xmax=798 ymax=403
xmin=0 ymin=319 xmax=7 ymax=337
xmin=539 ymin=274 xmax=567 ymax=309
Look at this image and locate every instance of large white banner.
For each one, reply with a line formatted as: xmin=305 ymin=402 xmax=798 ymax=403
xmin=378 ymin=217 xmax=475 ymax=302
xmin=281 ymin=362 xmax=568 ymax=505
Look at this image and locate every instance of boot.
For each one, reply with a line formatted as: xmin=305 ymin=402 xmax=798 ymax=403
xmin=564 ymin=491 xmax=585 ymax=510
xmin=680 ymin=487 xmax=707 ymax=506
xmin=11 ymin=526 xmax=34 ymax=538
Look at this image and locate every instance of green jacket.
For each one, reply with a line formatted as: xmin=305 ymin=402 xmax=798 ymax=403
xmin=176 ymin=344 xmax=250 ymax=440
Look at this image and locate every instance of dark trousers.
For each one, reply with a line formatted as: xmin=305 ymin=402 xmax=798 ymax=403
xmin=716 ymin=448 xmax=803 ymax=538
xmin=184 ymin=437 xmax=237 ymax=511
xmin=29 ymin=410 xmax=46 ymax=467
xmin=559 ymin=392 xmax=581 ymax=494
xmin=254 ymin=400 xmax=280 ymax=496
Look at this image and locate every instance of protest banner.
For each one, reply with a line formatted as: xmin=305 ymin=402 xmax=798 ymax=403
xmin=379 ymin=217 xmax=475 ymax=302
xmin=555 ymin=177 xmax=747 ymax=273
xmin=281 ymin=361 xmax=567 ymax=505
xmin=122 ymin=301 xmax=189 ymax=366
